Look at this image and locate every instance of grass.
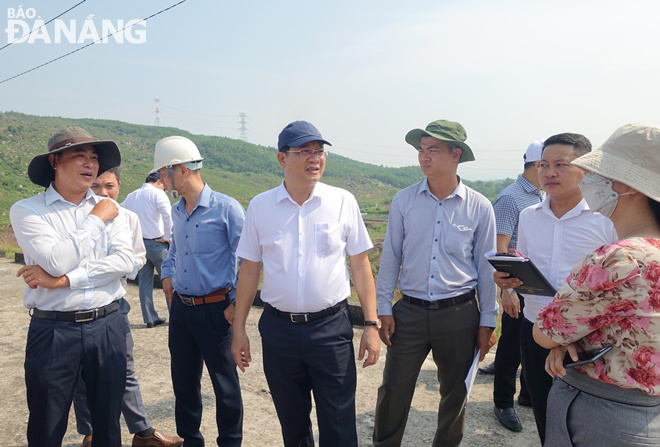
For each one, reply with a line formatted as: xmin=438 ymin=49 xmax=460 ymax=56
xmin=0 ymin=228 xmax=19 ymax=258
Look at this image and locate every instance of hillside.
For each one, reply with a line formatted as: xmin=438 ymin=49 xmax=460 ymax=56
xmin=0 ymin=112 xmax=514 ymax=228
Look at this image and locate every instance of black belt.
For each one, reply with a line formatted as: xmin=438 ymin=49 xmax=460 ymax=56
xmin=263 ymin=299 xmax=348 ymax=323
xmin=402 ymin=289 xmax=475 ymax=310
xmin=143 ymin=236 xmax=163 ymax=241
xmin=30 ymin=301 xmax=121 ymax=323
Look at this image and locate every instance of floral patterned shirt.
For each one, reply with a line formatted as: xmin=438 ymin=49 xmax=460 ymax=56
xmin=536 ymin=238 xmax=660 ymax=396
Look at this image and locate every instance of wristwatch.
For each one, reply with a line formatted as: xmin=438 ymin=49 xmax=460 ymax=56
xmin=364 ymin=320 xmax=380 ymax=328
xmin=481 ymin=326 xmax=496 ymax=331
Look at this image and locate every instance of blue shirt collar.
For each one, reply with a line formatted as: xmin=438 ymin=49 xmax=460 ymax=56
xmin=417 ymin=177 xmax=466 ymax=201
xmin=177 ymin=183 xmax=212 ymax=214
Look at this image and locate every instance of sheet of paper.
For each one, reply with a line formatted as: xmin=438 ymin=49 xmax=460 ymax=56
xmin=464 ymin=347 xmax=481 ymax=405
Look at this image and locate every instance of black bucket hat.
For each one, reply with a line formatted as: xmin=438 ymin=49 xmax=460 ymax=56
xmin=28 ymin=126 xmax=121 ymax=187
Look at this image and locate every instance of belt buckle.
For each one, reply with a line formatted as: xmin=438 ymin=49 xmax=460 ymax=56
xmin=425 ymin=300 xmax=440 ymax=310
xmin=74 ymin=309 xmax=96 ymax=323
xmin=180 ymin=295 xmax=194 ymax=306
xmin=290 ymin=313 xmax=308 ymax=323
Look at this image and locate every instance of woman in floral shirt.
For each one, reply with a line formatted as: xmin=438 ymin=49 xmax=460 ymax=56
xmin=532 ymin=124 xmax=660 ymax=447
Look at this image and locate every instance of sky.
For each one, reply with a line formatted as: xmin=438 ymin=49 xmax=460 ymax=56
xmin=2 ymin=0 xmax=660 ymax=180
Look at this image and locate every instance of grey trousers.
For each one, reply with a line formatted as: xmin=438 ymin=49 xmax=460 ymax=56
xmin=73 ymin=303 xmax=151 ymax=435
xmin=373 ymin=297 xmax=479 ymax=447
xmin=546 ymin=370 xmax=660 ymax=447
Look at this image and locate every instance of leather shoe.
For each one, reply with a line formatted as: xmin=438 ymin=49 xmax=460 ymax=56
xmin=518 ymin=394 xmax=532 ymax=407
xmin=132 ymin=429 xmax=183 ymax=447
xmin=478 ymin=361 xmax=496 ymax=375
xmin=146 ymin=317 xmax=167 ymax=329
xmin=494 ymin=406 xmax=523 ymax=432
xmin=81 ymin=435 xmax=93 ymax=447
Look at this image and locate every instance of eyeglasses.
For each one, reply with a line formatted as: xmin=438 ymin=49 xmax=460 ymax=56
xmin=287 ymin=148 xmax=327 ymax=158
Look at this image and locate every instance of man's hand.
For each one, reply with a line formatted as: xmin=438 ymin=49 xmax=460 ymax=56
xmin=545 ymin=343 xmax=579 ymax=378
xmin=477 ymin=326 xmax=498 ymax=361
xmin=162 ymin=277 xmax=174 ymax=305
xmin=378 ymin=315 xmax=395 ymax=346
xmin=493 ymin=271 xmax=523 ymax=290
xmin=231 ymin=329 xmax=251 ymax=372
xmin=90 ymin=199 xmax=119 ymax=223
xmin=358 ymin=326 xmax=381 ymax=368
xmin=224 ymin=303 xmax=236 ymax=325
xmin=17 ymin=264 xmax=69 ymax=289
xmin=501 ymin=289 xmax=521 ymax=319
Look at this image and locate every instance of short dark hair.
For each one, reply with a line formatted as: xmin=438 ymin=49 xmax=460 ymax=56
xmin=105 ymin=166 xmax=120 ymax=182
xmin=524 ymin=161 xmax=536 ymax=170
xmin=649 ymin=198 xmax=660 ymax=226
xmin=542 ymin=133 xmax=592 ymax=158
xmin=145 ymin=173 xmax=160 ymax=183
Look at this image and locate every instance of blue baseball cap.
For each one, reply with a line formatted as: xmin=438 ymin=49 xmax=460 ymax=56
xmin=277 ymin=121 xmax=332 ymax=151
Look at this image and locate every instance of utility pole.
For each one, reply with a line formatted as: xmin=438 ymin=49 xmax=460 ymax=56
xmin=154 ymin=98 xmax=160 ymax=126
xmin=238 ymin=112 xmax=248 ymax=142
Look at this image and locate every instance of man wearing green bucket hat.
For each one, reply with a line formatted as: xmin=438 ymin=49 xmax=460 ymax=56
xmin=373 ymin=120 xmax=498 ymax=447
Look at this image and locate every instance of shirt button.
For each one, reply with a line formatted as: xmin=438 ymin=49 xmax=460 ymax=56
xmin=435 ymin=239 xmax=438 ymax=242
xmin=430 ymin=292 xmax=434 ymax=295
xmin=437 ymin=221 xmax=440 ymax=224
xmin=439 ymin=203 xmax=442 ymax=206
xmin=185 ymin=235 xmax=188 ymax=238
xmin=431 ymin=275 xmax=434 ymax=278
xmin=184 ymin=270 xmax=187 ymax=273
xmin=433 ymin=256 xmax=436 ymax=260
xmin=185 ymin=252 xmax=188 ymax=255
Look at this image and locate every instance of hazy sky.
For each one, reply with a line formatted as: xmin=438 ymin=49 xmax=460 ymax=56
xmin=2 ymin=0 xmax=659 ymax=180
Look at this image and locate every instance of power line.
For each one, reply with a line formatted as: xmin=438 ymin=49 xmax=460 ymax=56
xmin=0 ymin=0 xmax=188 ymax=85
xmin=0 ymin=0 xmax=88 ymax=52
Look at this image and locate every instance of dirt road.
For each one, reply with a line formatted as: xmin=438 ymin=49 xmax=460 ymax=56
xmin=0 ymin=258 xmax=539 ymax=446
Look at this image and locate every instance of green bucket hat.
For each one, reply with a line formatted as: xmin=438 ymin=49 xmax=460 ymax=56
xmin=405 ymin=119 xmax=475 ymax=163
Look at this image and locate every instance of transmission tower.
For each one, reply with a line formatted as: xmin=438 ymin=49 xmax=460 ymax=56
xmin=238 ymin=112 xmax=248 ymax=142
xmin=154 ymin=98 xmax=161 ymax=126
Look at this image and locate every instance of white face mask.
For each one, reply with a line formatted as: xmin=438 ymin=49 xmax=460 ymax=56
xmin=579 ymin=172 xmax=629 ymax=217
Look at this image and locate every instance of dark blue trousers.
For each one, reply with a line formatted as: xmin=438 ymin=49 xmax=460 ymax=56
xmin=259 ymin=306 xmax=357 ymax=447
xmin=25 ymin=308 xmax=127 ymax=447
xmin=169 ymin=292 xmax=243 ymax=447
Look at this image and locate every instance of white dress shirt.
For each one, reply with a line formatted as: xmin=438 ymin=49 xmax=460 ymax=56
xmin=237 ymin=182 xmax=373 ymax=313
xmin=376 ymin=178 xmax=498 ymax=327
xmin=123 ymin=207 xmax=146 ymax=286
xmin=518 ymin=197 xmax=618 ymax=322
xmin=121 ymin=183 xmax=173 ymax=240
xmin=10 ymin=185 xmax=134 ymax=311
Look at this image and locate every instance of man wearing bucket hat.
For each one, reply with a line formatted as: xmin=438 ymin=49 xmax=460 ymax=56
xmin=373 ymin=120 xmax=498 ymax=447
xmin=10 ymin=126 xmax=134 ymax=446
xmin=153 ymin=136 xmax=245 ymax=446
xmin=231 ymin=121 xmax=380 ymax=447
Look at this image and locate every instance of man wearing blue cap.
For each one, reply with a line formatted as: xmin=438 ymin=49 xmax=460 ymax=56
xmin=231 ymin=121 xmax=381 ymax=447
xmin=373 ymin=120 xmax=498 ymax=447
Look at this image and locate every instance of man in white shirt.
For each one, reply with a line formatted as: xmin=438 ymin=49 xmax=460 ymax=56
xmin=122 ymin=172 xmax=173 ymax=327
xmin=73 ymin=167 xmax=183 ymax=447
xmin=10 ymin=126 xmax=133 ymax=447
xmin=231 ymin=121 xmax=380 ymax=447
xmin=494 ymin=133 xmax=618 ymax=444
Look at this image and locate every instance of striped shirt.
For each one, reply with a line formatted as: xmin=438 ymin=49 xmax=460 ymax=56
xmin=492 ymin=174 xmax=543 ymax=251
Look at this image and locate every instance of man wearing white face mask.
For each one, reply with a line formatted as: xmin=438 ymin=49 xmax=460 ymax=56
xmin=493 ymin=133 xmax=618 ymax=444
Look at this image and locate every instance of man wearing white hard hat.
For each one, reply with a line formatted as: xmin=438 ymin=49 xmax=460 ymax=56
xmin=152 ymin=136 xmax=245 ymax=446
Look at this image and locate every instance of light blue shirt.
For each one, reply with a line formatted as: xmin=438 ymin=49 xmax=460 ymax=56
xmin=161 ymin=184 xmax=245 ymax=299
xmin=377 ymin=178 xmax=498 ymax=327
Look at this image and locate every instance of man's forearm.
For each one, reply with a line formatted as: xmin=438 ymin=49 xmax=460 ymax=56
xmin=233 ymin=260 xmax=261 ymax=330
xmin=350 ymin=253 xmax=378 ymax=321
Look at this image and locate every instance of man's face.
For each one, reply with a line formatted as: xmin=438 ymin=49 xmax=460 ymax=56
xmin=51 ymin=146 xmax=99 ymax=191
xmin=538 ymin=144 xmax=586 ymax=198
xmin=91 ymin=170 xmax=120 ymax=200
xmin=417 ymin=136 xmax=461 ymax=178
xmin=278 ymin=141 xmax=326 ymax=186
xmin=157 ymin=166 xmax=177 ymax=192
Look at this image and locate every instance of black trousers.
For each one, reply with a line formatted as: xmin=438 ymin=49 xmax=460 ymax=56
xmin=25 ymin=308 xmax=127 ymax=447
xmin=168 ymin=292 xmax=243 ymax=447
xmin=259 ymin=305 xmax=357 ymax=447
xmin=520 ymin=316 xmax=553 ymax=445
xmin=493 ymin=295 xmax=529 ymax=408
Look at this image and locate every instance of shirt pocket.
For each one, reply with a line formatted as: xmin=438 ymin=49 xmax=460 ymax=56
xmin=444 ymin=223 xmax=474 ymax=258
xmin=315 ymin=223 xmax=344 ymax=258
xmin=193 ymin=220 xmax=221 ymax=254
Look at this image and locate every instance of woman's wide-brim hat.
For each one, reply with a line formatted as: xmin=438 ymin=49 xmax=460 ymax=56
xmin=572 ymin=124 xmax=660 ymax=202
xmin=405 ymin=119 xmax=475 ymax=163
xmin=28 ymin=126 xmax=121 ymax=187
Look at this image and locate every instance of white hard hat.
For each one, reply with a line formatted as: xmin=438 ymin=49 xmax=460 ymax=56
xmin=150 ymin=136 xmax=204 ymax=174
